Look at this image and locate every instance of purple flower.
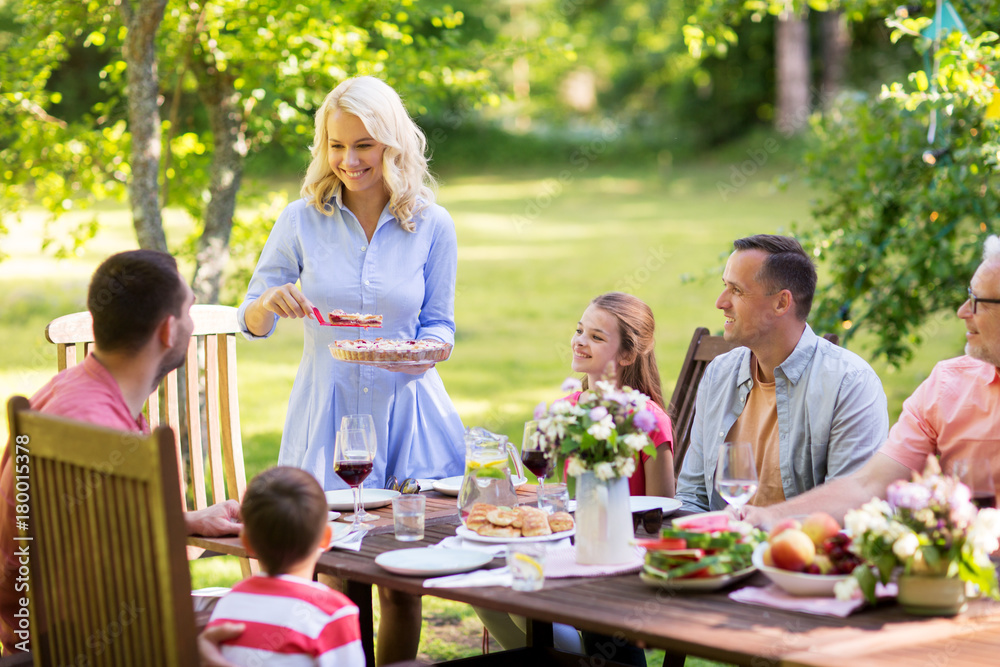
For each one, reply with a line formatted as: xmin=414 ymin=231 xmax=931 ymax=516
xmin=887 ymin=480 xmax=931 ymax=511
xmin=561 ymin=377 xmax=583 ymax=392
xmin=533 ymin=401 xmax=547 ymax=420
xmin=633 ymin=409 xmax=656 ymax=433
xmin=589 ymin=406 xmax=609 ymax=422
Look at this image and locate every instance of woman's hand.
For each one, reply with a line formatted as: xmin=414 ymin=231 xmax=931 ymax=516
xmin=245 ymin=284 xmax=315 ymax=336
xmin=259 ymin=283 xmax=314 ymax=319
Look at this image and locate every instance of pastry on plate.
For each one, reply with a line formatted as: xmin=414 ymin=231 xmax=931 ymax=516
xmin=519 ymin=506 xmax=552 ymax=537
xmin=548 ymin=511 xmax=574 ymax=533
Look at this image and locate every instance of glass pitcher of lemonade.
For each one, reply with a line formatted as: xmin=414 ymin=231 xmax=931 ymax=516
xmin=458 ymin=427 xmax=524 ymax=520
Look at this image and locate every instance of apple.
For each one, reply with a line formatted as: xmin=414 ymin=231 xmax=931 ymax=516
xmin=768 ymin=517 xmax=801 ymax=541
xmin=801 ymin=512 xmax=841 ymax=547
xmin=769 ymin=528 xmax=816 ymax=572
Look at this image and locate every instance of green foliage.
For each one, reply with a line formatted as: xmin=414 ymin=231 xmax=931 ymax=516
xmin=800 ymin=25 xmax=1000 ymax=364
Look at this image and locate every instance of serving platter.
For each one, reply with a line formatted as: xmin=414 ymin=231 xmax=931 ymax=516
xmin=455 ymin=525 xmax=575 ymax=544
xmin=639 ymin=565 xmax=756 ymax=592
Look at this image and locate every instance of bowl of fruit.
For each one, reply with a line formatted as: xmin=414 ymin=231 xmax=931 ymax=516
xmin=751 ymin=512 xmax=862 ymax=597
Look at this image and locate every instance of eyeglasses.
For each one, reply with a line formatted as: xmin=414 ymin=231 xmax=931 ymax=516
xmin=968 ymin=287 xmax=1000 ymax=314
xmin=384 ymin=476 xmax=420 ymax=494
xmin=632 ymin=507 xmax=663 ymax=534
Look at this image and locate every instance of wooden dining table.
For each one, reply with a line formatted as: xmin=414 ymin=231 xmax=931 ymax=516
xmin=189 ymin=486 xmax=1000 ymax=667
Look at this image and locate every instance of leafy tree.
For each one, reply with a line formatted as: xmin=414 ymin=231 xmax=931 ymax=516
xmin=802 ymin=7 xmax=1000 ymax=364
xmin=0 ymin=0 xmax=499 ymax=302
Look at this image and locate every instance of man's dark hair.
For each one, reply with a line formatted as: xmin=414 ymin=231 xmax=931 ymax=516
xmin=87 ymin=250 xmax=187 ymax=353
xmin=733 ymin=234 xmax=817 ymax=320
xmin=241 ymin=467 xmax=328 ymax=576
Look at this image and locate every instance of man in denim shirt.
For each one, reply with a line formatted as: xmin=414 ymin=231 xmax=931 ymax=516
xmin=675 ymin=235 xmax=889 ymax=513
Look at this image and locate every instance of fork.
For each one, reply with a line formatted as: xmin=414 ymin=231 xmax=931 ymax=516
xmin=330 ymin=528 xmax=368 ymax=550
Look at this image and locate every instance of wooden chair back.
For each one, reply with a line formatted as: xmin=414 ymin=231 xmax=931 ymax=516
xmin=667 ymin=327 xmax=839 ymax=479
xmin=44 ymin=305 xmax=254 ymax=575
xmin=7 ymin=395 xmax=199 ymax=667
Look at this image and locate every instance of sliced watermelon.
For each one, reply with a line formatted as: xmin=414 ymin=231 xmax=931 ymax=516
xmin=672 ymin=513 xmax=731 ymax=532
xmin=633 ymin=537 xmax=687 ymax=551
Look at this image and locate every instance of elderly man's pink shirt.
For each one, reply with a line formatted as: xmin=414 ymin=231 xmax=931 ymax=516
xmin=880 ymin=355 xmax=1000 ymax=491
xmin=1 ymin=355 xmax=147 ymax=653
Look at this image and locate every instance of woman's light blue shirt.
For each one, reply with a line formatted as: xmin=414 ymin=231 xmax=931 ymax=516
xmin=237 ymin=190 xmax=466 ymax=490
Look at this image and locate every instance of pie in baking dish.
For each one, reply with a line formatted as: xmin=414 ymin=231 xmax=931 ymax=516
xmin=329 ymin=338 xmax=452 ymax=363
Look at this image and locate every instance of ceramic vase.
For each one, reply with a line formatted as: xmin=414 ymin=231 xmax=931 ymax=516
xmin=574 ymin=471 xmax=633 ymax=565
xmin=897 ymin=574 xmax=967 ymax=617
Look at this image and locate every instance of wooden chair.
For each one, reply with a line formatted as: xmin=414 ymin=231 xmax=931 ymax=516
xmin=44 ymin=305 xmax=255 ymax=575
xmin=7 ymin=395 xmax=199 ymax=667
xmin=666 ymin=327 xmax=839 ymax=479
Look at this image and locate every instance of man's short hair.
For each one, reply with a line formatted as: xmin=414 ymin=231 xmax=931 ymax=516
xmin=87 ymin=250 xmax=187 ymax=353
xmin=733 ymin=234 xmax=817 ymax=320
xmin=241 ymin=467 xmax=328 ymax=576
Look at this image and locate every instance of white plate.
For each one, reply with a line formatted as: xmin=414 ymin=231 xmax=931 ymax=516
xmin=639 ymin=565 xmax=756 ymax=592
xmin=415 ymin=478 xmax=436 ymax=492
xmin=328 ymin=510 xmax=342 ymax=521
xmin=326 ymin=488 xmax=400 ymax=511
xmin=631 ymin=496 xmax=683 ymax=515
xmin=455 ymin=525 xmax=575 ymax=544
xmin=432 ymin=475 xmax=528 ymax=497
xmin=751 ymin=542 xmax=847 ymax=597
xmin=375 ymin=548 xmax=495 ymax=576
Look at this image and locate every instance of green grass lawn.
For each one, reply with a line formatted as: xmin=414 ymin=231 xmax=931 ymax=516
xmin=0 ymin=146 xmax=970 ymax=664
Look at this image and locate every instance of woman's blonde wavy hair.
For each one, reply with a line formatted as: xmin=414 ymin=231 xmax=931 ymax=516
xmin=301 ymin=76 xmax=435 ymax=231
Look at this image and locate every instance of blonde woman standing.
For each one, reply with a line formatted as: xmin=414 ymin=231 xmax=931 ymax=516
xmin=239 ymin=76 xmax=464 ymax=663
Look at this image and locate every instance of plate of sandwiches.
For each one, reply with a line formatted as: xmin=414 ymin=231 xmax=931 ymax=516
xmin=456 ymin=503 xmax=575 ymax=543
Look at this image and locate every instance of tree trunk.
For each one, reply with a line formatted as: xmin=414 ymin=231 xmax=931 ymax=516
xmin=820 ymin=10 xmax=850 ymax=107
xmin=118 ymin=0 xmax=168 ymax=252
xmin=775 ymin=10 xmax=810 ymax=135
xmin=189 ymin=60 xmax=246 ymax=304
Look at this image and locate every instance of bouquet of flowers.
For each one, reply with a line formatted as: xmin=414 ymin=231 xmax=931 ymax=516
xmin=532 ymin=377 xmax=659 ymax=492
xmin=837 ymin=457 xmax=1000 ymax=603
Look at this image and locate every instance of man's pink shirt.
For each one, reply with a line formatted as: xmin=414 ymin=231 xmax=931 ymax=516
xmin=879 ymin=355 xmax=1000 ymax=490
xmin=1 ymin=355 xmax=147 ymax=653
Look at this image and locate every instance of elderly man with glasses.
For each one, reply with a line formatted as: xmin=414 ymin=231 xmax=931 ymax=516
xmin=743 ymin=234 xmax=1000 ymax=527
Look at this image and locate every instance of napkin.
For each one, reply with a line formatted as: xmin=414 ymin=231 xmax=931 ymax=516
xmin=423 ymin=566 xmax=513 ymax=588
xmin=729 ymin=582 xmax=898 ymax=617
xmin=327 ymin=529 xmax=365 ymax=552
xmin=544 ymin=545 xmax=645 ymax=579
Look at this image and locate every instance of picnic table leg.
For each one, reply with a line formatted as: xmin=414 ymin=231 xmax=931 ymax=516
xmin=661 ymin=651 xmax=687 ymax=667
xmin=345 ymin=580 xmax=375 ymax=667
xmin=525 ymin=618 xmax=554 ymax=648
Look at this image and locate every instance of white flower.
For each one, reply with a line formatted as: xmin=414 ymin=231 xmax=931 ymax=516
xmin=834 ymin=577 xmax=860 ymax=601
xmin=616 ymin=456 xmax=636 ymax=478
xmin=623 ymin=433 xmax=648 ymax=452
xmin=594 ymin=462 xmax=615 ymax=481
xmin=587 ymin=415 xmax=614 ymax=441
xmin=968 ymin=508 xmax=1000 ymax=554
xmin=566 ymin=457 xmax=587 ymax=477
xmin=560 ymin=377 xmax=583 ymax=392
xmin=551 ymin=400 xmax=573 ymax=415
xmin=892 ymin=532 xmax=920 ymax=560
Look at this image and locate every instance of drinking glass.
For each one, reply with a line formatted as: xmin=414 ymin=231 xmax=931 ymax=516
xmin=715 ymin=441 xmax=758 ymax=512
xmin=334 ymin=427 xmax=376 ymax=530
xmin=951 ymin=458 xmax=996 ymax=510
xmin=521 ymin=420 xmax=555 ymax=510
xmin=340 ymin=414 xmax=380 ymax=522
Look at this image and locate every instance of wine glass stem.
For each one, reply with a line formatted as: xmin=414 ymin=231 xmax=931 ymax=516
xmin=352 ymin=486 xmax=363 ymax=528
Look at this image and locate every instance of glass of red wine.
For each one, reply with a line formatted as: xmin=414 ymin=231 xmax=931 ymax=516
xmin=335 ymin=427 xmax=376 ymax=530
xmin=340 ymin=414 xmax=379 ymax=522
xmin=951 ymin=458 xmax=996 ymax=510
xmin=521 ymin=420 xmax=555 ymax=509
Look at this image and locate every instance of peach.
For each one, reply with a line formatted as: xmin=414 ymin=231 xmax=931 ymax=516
xmin=768 ymin=517 xmax=801 ymax=541
xmin=769 ymin=528 xmax=816 ymax=572
xmin=761 ymin=545 xmax=774 ymax=567
xmin=801 ymin=512 xmax=841 ymax=547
